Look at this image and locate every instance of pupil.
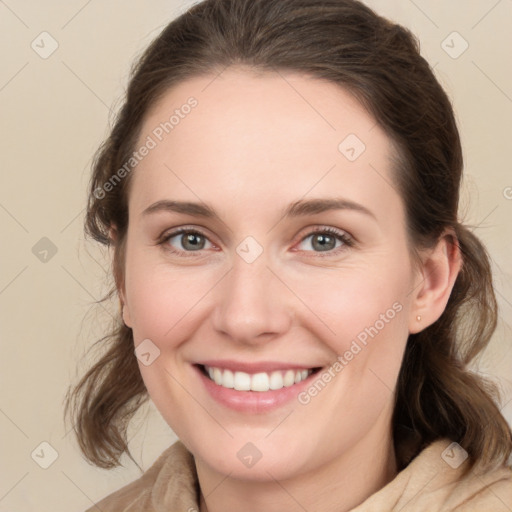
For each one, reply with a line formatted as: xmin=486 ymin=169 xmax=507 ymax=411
xmin=313 ymin=234 xmax=334 ymax=252
xmin=183 ymin=233 xmax=204 ymax=250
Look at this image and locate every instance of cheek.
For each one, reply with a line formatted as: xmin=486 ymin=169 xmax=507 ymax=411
xmin=286 ymin=260 xmax=413 ymax=412
xmin=289 ymin=263 xmax=411 ymax=351
xmin=289 ymin=268 xmax=410 ymax=446
xmin=124 ymin=247 xmax=218 ymax=343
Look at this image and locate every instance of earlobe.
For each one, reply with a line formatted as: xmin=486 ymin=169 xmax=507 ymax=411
xmin=122 ymin=305 xmax=132 ymax=328
xmin=409 ymin=230 xmax=462 ymax=334
xmin=120 ymin=293 xmax=133 ymax=328
xmin=109 ymin=223 xmax=132 ymax=326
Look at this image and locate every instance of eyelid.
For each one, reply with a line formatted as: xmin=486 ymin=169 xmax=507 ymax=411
xmin=157 ymin=226 xmax=218 ymax=258
xmin=158 ymin=225 xmax=214 ymax=242
xmin=291 ymin=225 xmax=355 ymax=256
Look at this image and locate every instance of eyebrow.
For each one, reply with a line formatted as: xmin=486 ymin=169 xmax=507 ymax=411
xmin=284 ymin=198 xmax=376 ymax=220
xmin=142 ymin=200 xmax=218 ymax=219
xmin=141 ymin=198 xmax=376 ymax=221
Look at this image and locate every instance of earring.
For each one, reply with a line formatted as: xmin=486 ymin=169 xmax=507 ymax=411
xmin=416 ymin=315 xmax=421 ymax=322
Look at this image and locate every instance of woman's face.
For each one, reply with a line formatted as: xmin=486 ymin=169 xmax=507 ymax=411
xmin=121 ymin=67 xmax=420 ymax=480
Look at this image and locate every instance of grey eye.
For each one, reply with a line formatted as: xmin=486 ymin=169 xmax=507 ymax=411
xmin=298 ymin=233 xmax=342 ymax=252
xmin=168 ymin=231 xmax=212 ymax=251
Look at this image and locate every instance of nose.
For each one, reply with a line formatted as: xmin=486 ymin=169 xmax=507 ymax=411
xmin=211 ymin=254 xmax=293 ymax=345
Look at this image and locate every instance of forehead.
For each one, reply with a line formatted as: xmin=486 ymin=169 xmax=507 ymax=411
xmin=129 ymin=66 xmax=403 ymax=225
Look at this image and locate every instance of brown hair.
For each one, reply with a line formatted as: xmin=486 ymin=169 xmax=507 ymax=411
xmin=64 ymin=0 xmax=512 ymax=475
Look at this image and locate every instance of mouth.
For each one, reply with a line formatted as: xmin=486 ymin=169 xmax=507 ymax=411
xmin=197 ymin=364 xmax=322 ymax=392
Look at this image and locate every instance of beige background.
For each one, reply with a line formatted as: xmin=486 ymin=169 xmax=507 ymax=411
xmin=0 ymin=1 xmax=511 ymax=510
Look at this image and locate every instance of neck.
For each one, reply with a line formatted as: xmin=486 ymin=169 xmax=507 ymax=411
xmin=197 ymin=420 xmax=397 ymax=512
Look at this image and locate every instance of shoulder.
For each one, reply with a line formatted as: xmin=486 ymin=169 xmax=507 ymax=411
xmin=84 ymin=441 xmax=199 ymax=512
xmin=447 ymin=460 xmax=512 ymax=511
xmin=351 ymin=438 xmax=512 ymax=511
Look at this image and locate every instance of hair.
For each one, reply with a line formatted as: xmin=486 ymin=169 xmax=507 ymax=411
xmin=64 ymin=0 xmax=512 ymax=476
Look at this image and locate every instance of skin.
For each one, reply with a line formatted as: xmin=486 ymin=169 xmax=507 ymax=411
xmin=118 ymin=66 xmax=461 ymax=512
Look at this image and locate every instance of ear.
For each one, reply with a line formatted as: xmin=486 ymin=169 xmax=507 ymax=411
xmin=118 ymin=283 xmax=132 ymax=328
xmin=109 ymin=224 xmax=133 ymax=328
xmin=120 ymin=293 xmax=133 ymax=328
xmin=408 ymin=229 xmax=462 ymax=334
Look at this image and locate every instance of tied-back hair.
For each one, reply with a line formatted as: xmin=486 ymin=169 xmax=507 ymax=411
xmin=64 ymin=0 xmax=512 ymax=474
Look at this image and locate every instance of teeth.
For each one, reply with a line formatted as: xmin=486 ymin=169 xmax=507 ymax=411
xmin=234 ymin=371 xmax=251 ymax=391
xmin=269 ymin=371 xmax=283 ymax=390
xmin=204 ymin=365 xmax=312 ymax=392
xmin=213 ymin=367 xmax=222 ymax=385
xmin=250 ymin=372 xmax=269 ymax=392
xmin=223 ymin=369 xmax=235 ymax=389
xmin=283 ymin=370 xmax=295 ymax=387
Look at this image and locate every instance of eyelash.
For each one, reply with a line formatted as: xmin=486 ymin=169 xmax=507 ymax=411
xmin=295 ymin=226 xmax=355 ymax=257
xmin=158 ymin=226 xmax=355 ymax=258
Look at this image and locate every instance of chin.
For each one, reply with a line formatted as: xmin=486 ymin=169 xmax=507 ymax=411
xmin=187 ymin=431 xmax=319 ymax=482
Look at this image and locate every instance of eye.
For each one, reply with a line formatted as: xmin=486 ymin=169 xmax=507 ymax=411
xmin=160 ymin=228 xmax=214 ymax=254
xmin=296 ymin=227 xmax=354 ymax=254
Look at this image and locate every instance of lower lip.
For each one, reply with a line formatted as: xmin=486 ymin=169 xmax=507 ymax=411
xmin=194 ymin=365 xmax=318 ymax=413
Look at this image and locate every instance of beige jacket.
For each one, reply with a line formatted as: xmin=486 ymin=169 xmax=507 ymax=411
xmin=86 ymin=439 xmax=512 ymax=511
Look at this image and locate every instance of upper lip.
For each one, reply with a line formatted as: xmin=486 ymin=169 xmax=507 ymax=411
xmin=196 ymin=360 xmax=321 ymax=374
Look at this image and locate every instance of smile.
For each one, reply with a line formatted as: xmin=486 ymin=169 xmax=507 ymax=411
xmin=203 ymin=365 xmax=314 ymax=392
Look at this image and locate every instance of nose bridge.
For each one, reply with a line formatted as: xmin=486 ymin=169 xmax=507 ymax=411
xmin=212 ymin=249 xmax=292 ymax=343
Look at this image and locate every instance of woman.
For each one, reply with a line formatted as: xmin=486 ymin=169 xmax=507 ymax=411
xmin=65 ymin=0 xmax=512 ymax=510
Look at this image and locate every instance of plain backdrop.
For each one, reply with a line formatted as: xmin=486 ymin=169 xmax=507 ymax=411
xmin=0 ymin=1 xmax=511 ymax=510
